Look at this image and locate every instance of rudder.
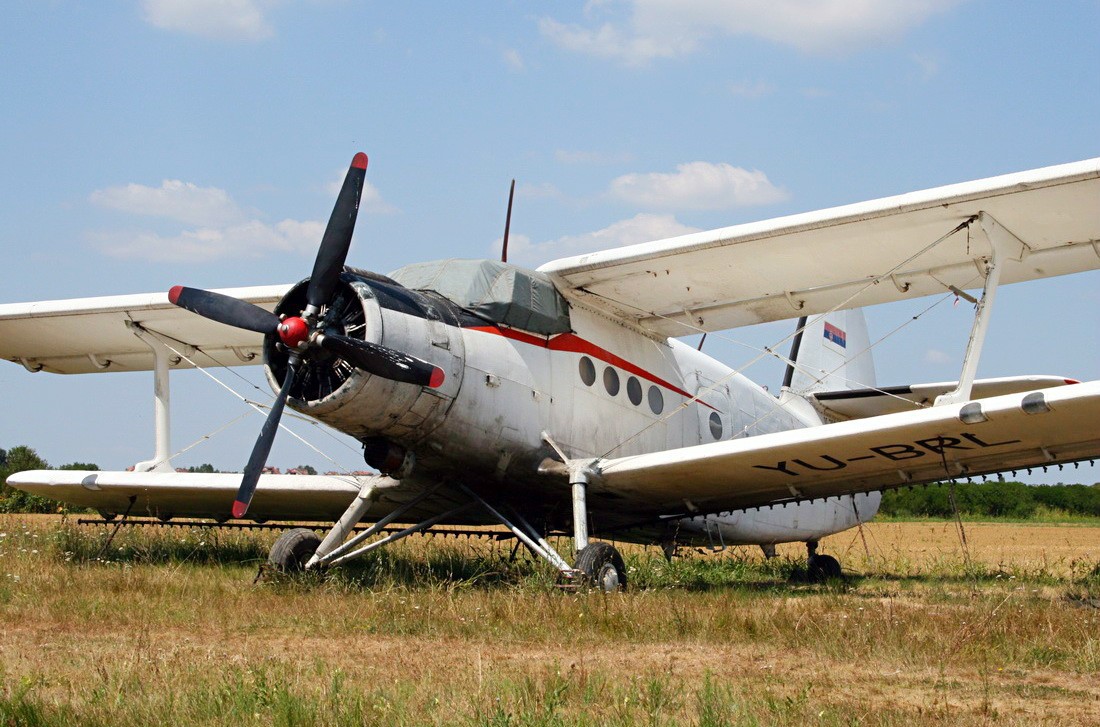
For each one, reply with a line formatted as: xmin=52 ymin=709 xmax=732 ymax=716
xmin=783 ymin=309 xmax=876 ymax=395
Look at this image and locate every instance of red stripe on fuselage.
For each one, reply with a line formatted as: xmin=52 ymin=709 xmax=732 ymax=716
xmin=468 ymin=325 xmax=716 ymax=410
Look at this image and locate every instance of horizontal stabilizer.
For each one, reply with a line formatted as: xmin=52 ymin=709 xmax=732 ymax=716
xmin=811 ymin=375 xmax=1078 ymax=421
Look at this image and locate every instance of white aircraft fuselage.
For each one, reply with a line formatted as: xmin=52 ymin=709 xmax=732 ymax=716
xmin=272 ymin=265 xmax=878 ymax=549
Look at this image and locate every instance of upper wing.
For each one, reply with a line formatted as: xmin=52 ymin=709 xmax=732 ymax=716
xmin=588 ymin=381 xmax=1100 ymax=516
xmin=539 ymin=158 xmax=1100 ymax=337
xmin=0 ymin=285 xmax=290 ymax=374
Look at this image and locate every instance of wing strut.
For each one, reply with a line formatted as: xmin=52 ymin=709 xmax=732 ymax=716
xmin=935 ymin=212 xmax=1029 ymax=406
xmin=127 ymin=321 xmax=177 ymax=473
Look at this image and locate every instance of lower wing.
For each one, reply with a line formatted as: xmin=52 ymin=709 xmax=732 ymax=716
xmin=591 ymin=381 xmax=1100 ymax=516
xmin=6 ymin=471 xmax=364 ymax=521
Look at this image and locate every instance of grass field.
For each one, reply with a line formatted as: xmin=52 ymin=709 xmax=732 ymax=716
xmin=1 ymin=515 xmax=1098 ymax=726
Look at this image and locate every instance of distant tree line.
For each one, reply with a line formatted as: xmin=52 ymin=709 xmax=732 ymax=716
xmin=2 ymin=443 xmax=1098 ymax=519
xmin=879 ymin=480 xmax=1100 ymax=519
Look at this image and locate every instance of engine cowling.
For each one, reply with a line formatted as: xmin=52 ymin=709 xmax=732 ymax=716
xmin=263 ymin=271 xmax=465 ymax=446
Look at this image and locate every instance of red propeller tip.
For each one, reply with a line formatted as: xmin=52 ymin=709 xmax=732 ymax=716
xmin=351 ymin=152 xmax=368 ymax=170
xmin=231 ymin=500 xmax=249 ymax=519
xmin=429 ymin=367 xmax=446 ymax=389
xmin=168 ymin=286 xmax=183 ymax=304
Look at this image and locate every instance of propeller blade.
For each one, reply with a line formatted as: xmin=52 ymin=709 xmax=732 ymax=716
xmin=317 ymin=333 xmax=444 ymax=388
xmin=306 ymin=152 xmax=368 ymax=311
xmin=169 ymin=286 xmax=279 ymax=334
xmin=232 ymin=362 xmax=297 ymax=519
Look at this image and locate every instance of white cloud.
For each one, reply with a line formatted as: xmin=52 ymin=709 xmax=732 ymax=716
xmin=502 ymin=48 xmax=525 ymax=71
xmin=90 ymin=180 xmax=246 ymax=227
xmin=503 ymin=213 xmax=700 ymax=265
xmin=96 ymin=219 xmax=324 ymax=263
xmin=911 ymin=53 xmax=940 ymax=81
xmin=360 ymin=180 xmax=397 ymax=214
xmin=538 ymin=17 xmax=689 ymax=66
xmin=89 ymin=177 xmax=328 ymax=262
xmin=142 ymin=0 xmax=275 ymax=42
xmin=609 ymin=162 xmax=788 ymax=210
xmin=517 ymin=182 xmax=563 ymax=200
xmin=325 ymin=171 xmax=397 ymax=214
xmin=541 ymin=0 xmax=965 ymax=64
xmin=729 ymin=80 xmax=774 ymax=98
xmin=923 ymin=348 xmax=953 ymax=364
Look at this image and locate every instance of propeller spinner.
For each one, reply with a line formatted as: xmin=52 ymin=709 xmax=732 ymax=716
xmin=168 ymin=153 xmax=444 ymax=518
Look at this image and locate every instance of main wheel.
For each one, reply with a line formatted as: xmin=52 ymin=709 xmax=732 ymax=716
xmin=268 ymin=528 xmax=322 ymax=573
xmin=807 ymin=553 xmax=842 ymax=582
xmin=574 ymin=541 xmax=626 ymax=592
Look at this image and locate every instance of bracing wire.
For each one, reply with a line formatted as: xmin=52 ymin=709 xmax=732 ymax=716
xmin=146 ymin=336 xmax=363 ymax=477
xmin=595 ymin=216 xmax=979 ymax=460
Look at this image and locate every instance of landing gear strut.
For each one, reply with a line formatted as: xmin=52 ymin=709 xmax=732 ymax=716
xmin=298 ymin=455 xmax=629 ymax=591
xmin=569 ymin=466 xmax=625 ymax=591
xmin=806 ymin=539 xmax=842 ymax=582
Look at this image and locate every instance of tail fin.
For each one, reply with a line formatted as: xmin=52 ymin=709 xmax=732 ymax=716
xmin=783 ymin=309 xmax=876 ymax=395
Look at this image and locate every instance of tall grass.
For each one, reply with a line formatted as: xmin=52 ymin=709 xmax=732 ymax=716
xmin=1 ymin=516 xmax=1098 ymax=725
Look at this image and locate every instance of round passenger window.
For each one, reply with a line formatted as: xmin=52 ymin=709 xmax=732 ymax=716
xmin=648 ymin=385 xmax=664 ymax=414
xmin=603 ymin=367 xmax=620 ymax=396
xmin=579 ymin=356 xmax=596 ymax=386
xmin=627 ymin=376 xmax=643 ymax=405
xmin=709 ymin=412 xmax=723 ymax=440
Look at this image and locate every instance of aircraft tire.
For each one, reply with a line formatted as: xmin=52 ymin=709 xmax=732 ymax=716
xmin=574 ymin=541 xmax=627 ymax=592
xmin=807 ymin=553 xmax=842 ymax=582
xmin=268 ymin=527 xmax=322 ymax=573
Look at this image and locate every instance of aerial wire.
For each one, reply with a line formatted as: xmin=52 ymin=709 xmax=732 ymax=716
xmin=151 ymin=338 xmax=364 ymax=479
xmin=594 ymin=216 xmax=979 ymax=460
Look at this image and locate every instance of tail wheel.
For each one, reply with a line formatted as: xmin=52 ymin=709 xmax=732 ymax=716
xmin=574 ymin=541 xmax=627 ymax=592
xmin=268 ymin=528 xmax=322 ymax=573
xmin=808 ymin=553 xmax=842 ymax=582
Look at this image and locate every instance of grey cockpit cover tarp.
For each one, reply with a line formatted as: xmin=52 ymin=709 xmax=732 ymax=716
xmin=389 ymin=259 xmax=572 ymax=335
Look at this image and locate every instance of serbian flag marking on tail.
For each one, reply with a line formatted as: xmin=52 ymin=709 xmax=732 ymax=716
xmin=823 ymin=321 xmax=847 ymax=348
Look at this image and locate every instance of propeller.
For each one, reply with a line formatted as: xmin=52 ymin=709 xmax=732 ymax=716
xmin=168 ymin=286 xmax=279 ymax=334
xmin=167 ymin=152 xmax=445 ymax=518
xmin=316 ymin=333 xmax=445 ymax=388
xmin=234 ymin=361 xmax=297 ymax=519
xmin=306 ymin=152 xmax=368 ymax=313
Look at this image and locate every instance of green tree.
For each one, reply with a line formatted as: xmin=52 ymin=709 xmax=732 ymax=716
xmin=60 ymin=462 xmax=100 ymax=471
xmin=880 ymin=480 xmax=1099 ymax=519
xmin=0 ymin=445 xmax=57 ymax=513
xmin=295 ymin=464 xmax=317 ymax=475
xmin=187 ymin=464 xmax=217 ymax=474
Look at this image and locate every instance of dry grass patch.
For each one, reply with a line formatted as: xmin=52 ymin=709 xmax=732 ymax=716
xmin=1 ymin=515 xmax=1098 ymax=725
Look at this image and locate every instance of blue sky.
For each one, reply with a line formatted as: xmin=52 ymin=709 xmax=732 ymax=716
xmin=1 ymin=1 xmax=1097 ymax=485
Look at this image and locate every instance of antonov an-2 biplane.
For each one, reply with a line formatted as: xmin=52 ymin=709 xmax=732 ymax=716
xmin=2 ymin=155 xmax=1098 ymax=589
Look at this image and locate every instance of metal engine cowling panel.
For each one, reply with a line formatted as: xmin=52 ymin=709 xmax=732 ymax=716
xmin=263 ymin=272 xmax=464 ymax=445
